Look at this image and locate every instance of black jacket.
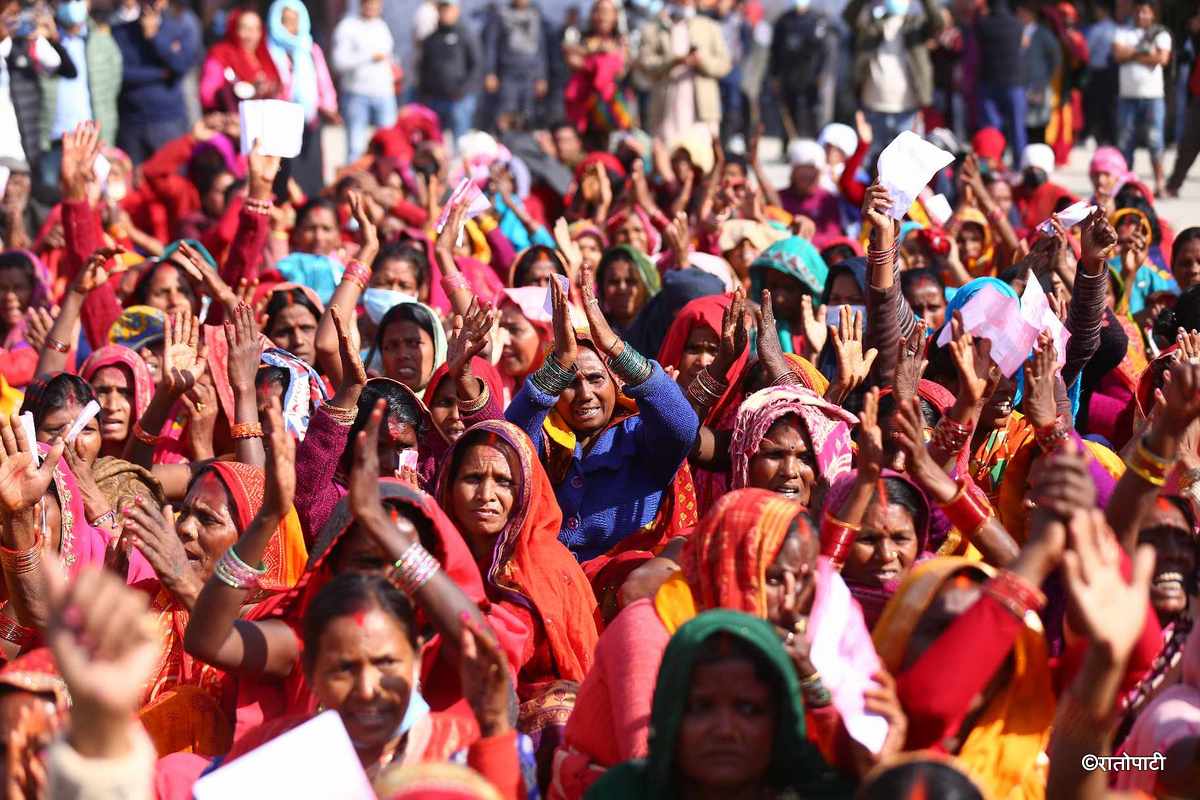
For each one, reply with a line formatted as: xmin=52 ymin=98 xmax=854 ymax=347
xmin=418 ymin=23 xmax=483 ymax=100
xmin=975 ymin=4 xmax=1024 ymax=88
xmin=768 ymin=9 xmax=833 ymax=91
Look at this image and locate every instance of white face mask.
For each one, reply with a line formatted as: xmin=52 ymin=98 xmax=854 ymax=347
xmin=362 ymin=288 xmax=418 ymax=325
xmin=795 ymin=0 xmax=812 ymax=10
xmin=884 ymin=0 xmax=910 ymax=16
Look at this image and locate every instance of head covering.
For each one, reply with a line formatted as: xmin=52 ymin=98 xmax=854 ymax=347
xmin=260 ymin=347 xmax=330 ymax=439
xmin=598 ymin=244 xmax=661 ymax=297
xmin=818 ymin=123 xmax=858 ymax=159
xmin=953 ymin=208 xmax=996 ymax=273
xmin=730 ymin=385 xmax=857 ymax=496
xmin=80 ymin=345 xmax=155 ymax=420
xmin=423 ymin=357 xmax=506 ymax=438
xmin=370 ymin=301 xmax=449 ymax=393
xmin=108 ymin=305 xmax=166 ymax=350
xmin=1021 ymin=143 xmax=1056 ymax=176
xmin=686 ymin=252 xmax=737 ymax=292
xmin=717 ymin=219 xmax=788 ymax=254
xmin=568 ymin=220 xmax=606 ymax=251
xmin=787 ymin=138 xmax=826 ymax=168
xmin=820 ymin=257 xmax=867 ymax=305
xmin=589 ymin=610 xmax=843 ymax=799
xmin=750 ymin=237 xmax=830 ymax=352
xmin=656 ymin=293 xmax=749 ymax=426
xmin=435 ymin=421 xmax=598 ymax=681
xmin=624 ymin=268 xmax=725 ymax=359
xmin=971 ymin=127 xmax=1007 ymax=163
xmin=669 ymin=124 xmax=716 ymax=174
xmin=266 ymin=0 xmax=318 ymax=119
xmin=374 ymin=762 xmax=503 ymax=800
xmin=872 ymin=558 xmax=1055 ymax=800
xmin=0 ymin=648 xmax=69 ymax=711
xmin=604 ymin=205 xmax=661 ymax=255
xmin=1090 ymin=145 xmax=1130 ymax=180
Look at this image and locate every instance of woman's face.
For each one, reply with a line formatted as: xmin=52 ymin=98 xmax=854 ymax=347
xmin=1091 ymin=168 xmax=1118 ymax=198
xmin=590 ymin=0 xmax=617 ymax=33
xmin=0 ymin=265 xmax=34 ymax=329
xmin=746 ymin=415 xmax=815 ymax=504
xmin=905 ymin=278 xmax=947 ymax=329
xmin=138 ymin=342 xmax=164 ymax=380
xmin=201 ymin=172 xmax=235 ymax=219
xmin=576 ymin=236 xmax=603 ymax=270
xmin=498 ymin=304 xmax=541 ymax=377
xmin=329 ymin=523 xmax=393 ymax=576
xmin=380 ymin=320 xmax=435 ymax=392
xmin=176 ymin=472 xmax=239 ymax=583
xmin=281 ymin=7 xmax=300 ymax=35
xmin=91 ymin=365 xmax=134 ymax=447
xmin=520 ymin=257 xmax=558 ymax=289
xmin=958 ymin=223 xmax=985 ymax=261
xmin=371 ymin=257 xmax=423 ymax=298
xmin=826 ymin=272 xmax=865 ymax=306
xmin=725 ymin=239 xmax=759 ymax=281
xmin=843 ymin=500 xmax=920 ymax=589
xmin=371 ymin=412 xmax=418 ymax=477
xmin=309 ymin=607 xmax=417 ymax=754
xmin=978 ymin=374 xmax=1015 ymax=432
xmin=1172 ymin=240 xmax=1200 ymax=291
xmin=556 ymin=347 xmax=616 ymax=436
xmin=677 ymin=325 xmax=720 ymax=391
xmin=902 ymin=573 xmax=984 ymax=671
xmin=452 ymin=442 xmax=518 ymax=559
xmin=986 ymin=179 xmax=1013 ymax=214
xmin=763 ymin=270 xmax=806 ymax=324
xmin=764 ymin=529 xmax=818 ymax=628
xmin=600 ymin=258 xmax=645 ymax=325
xmin=1138 ymin=502 xmax=1197 ymax=622
xmin=428 ymin=378 xmax=465 ymax=443
xmin=614 ymin=215 xmax=649 ymax=254
xmin=294 ymin=207 xmax=340 ymax=256
xmin=38 ymin=400 xmax=102 ymax=465
xmin=675 ymin=652 xmax=777 ymax=794
xmin=267 ymin=304 xmax=319 ymax=365
xmin=144 ymin=264 xmax=196 ymax=315
xmin=236 ymin=12 xmax=262 ymax=51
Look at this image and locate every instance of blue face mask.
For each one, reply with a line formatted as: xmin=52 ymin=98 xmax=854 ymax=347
xmin=884 ymin=0 xmax=910 ymax=16
xmin=362 ymin=288 xmax=418 ymax=325
xmin=56 ymin=0 xmax=88 ymax=27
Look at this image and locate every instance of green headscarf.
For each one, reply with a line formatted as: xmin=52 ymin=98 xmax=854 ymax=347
xmin=749 ymin=237 xmax=829 ymax=355
xmin=586 ymin=610 xmax=844 ymax=800
xmin=599 ymin=244 xmax=662 ymax=296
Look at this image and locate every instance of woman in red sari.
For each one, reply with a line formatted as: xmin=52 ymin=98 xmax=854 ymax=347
xmin=199 ymin=8 xmax=282 ymax=112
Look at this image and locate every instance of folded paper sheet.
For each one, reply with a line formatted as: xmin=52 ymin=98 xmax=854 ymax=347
xmin=66 ymin=400 xmax=101 ymax=444
xmin=239 ymin=100 xmax=306 ymax=158
xmin=877 ymin=132 xmax=954 ymax=220
xmin=1037 ymin=199 xmax=1097 ymax=235
xmin=925 ymin=193 xmax=953 ymax=226
xmin=542 ymin=273 xmax=572 ymax=316
xmin=1020 ymin=273 xmax=1071 ymax=367
xmin=935 ymin=285 xmax=1039 ymax=377
xmin=435 ymin=178 xmax=492 ymax=233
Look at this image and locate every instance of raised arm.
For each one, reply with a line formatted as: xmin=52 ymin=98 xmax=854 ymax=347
xmin=686 ymin=288 xmax=746 ymax=467
xmin=1062 ymin=210 xmax=1118 ymax=388
xmin=824 ymin=389 xmax=884 ymax=569
xmin=123 ymin=312 xmax=208 ymax=467
xmin=926 ymin=312 xmax=996 ymax=471
xmin=314 ymin=191 xmax=380 ymax=389
xmin=432 ymin=194 xmax=476 ymax=319
xmin=35 ymin=247 xmax=122 ymax=377
xmin=224 ymin=303 xmax=266 ymax=466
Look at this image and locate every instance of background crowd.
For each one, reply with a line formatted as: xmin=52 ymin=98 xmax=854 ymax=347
xmin=0 ymin=0 xmax=1200 ymax=799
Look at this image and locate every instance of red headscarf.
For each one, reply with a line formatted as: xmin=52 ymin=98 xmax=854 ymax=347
xmin=423 ymin=357 xmax=506 ymax=440
xmin=80 ymin=345 xmax=154 ymax=419
xmin=656 ymin=293 xmax=748 ymax=426
xmin=206 ymin=9 xmax=280 ymax=89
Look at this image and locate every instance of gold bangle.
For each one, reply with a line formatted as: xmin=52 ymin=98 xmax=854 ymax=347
xmin=323 ymin=402 xmax=358 ymax=425
xmin=457 ymin=384 xmax=490 ymax=415
xmin=230 ymin=421 xmax=264 ymax=439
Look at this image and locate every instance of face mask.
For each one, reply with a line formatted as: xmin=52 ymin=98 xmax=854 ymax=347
xmin=822 ymin=304 xmax=867 ymax=329
xmin=883 ymin=0 xmax=910 ymax=16
xmin=795 ymin=0 xmax=812 ymax=9
xmin=362 ymin=287 xmax=418 ymax=325
xmin=105 ymin=179 xmax=127 ymax=201
xmin=57 ymin=0 xmax=88 ymax=27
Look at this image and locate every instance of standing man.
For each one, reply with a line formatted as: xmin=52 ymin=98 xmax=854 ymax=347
xmin=332 ymin=0 xmax=398 ymax=162
xmin=636 ymin=0 xmax=731 ymax=143
xmin=975 ymin=0 xmax=1025 ymax=168
xmin=418 ymin=0 xmax=482 ymax=144
xmin=482 ymin=0 xmax=551 ymax=131
xmin=845 ymin=0 xmax=946 ymax=167
xmin=1165 ymin=8 xmax=1199 ymax=197
xmin=769 ymin=0 xmax=835 ymax=140
xmin=111 ymin=0 xmax=199 ymax=163
xmin=1112 ymin=0 xmax=1171 ymax=196
xmin=1084 ymin=0 xmax=1120 ymax=145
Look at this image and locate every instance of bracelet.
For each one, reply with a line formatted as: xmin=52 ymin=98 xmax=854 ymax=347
xmin=0 ymin=535 xmax=43 ymax=575
xmin=608 ymin=341 xmax=653 ymax=387
xmin=930 ymin=415 xmax=972 ymax=458
xmin=938 ymin=478 xmax=993 ymax=541
xmin=341 ymin=260 xmax=371 ymax=291
xmin=0 ymin=614 xmax=35 ymax=648
xmin=132 ymin=420 xmax=164 ymax=446
xmin=230 ymin=421 xmax=264 ymax=439
xmin=772 ymin=370 xmax=801 ymax=387
xmin=441 ymin=271 xmax=471 ymax=293
xmin=89 ymin=509 xmax=118 ymax=528
xmin=1034 ymin=417 xmax=1070 ymax=454
xmin=797 ymin=672 xmax=832 ymax=707
xmin=323 ymin=402 xmax=359 ymax=426
xmin=457 ymin=383 xmax=490 ymax=415
xmin=1125 ymin=437 xmax=1173 ymax=487
xmin=867 ymin=238 xmax=899 ymax=270
xmin=695 ymin=366 xmax=727 ymax=397
xmin=45 ymin=337 xmax=69 ymax=354
xmin=243 ymin=197 xmax=273 ymax=215
xmin=983 ymin=570 xmax=1047 ymax=621
xmin=388 ymin=540 xmax=440 ymax=596
xmin=686 ymin=376 xmax=723 ymax=409
xmin=212 ymin=546 xmax=267 ymax=590
xmin=819 ymin=512 xmax=861 ymax=567
xmin=530 ymin=354 xmax=578 ymax=396
xmin=271 ymin=229 xmax=290 ymax=240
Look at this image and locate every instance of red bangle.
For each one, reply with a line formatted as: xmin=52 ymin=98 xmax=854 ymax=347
xmin=819 ymin=512 xmax=860 ymax=568
xmin=132 ymin=420 xmax=164 ymax=446
xmin=984 ymin=570 xmax=1047 ymax=620
xmin=939 ymin=478 xmax=992 ymax=541
xmin=342 ymin=260 xmax=371 ymax=290
xmin=230 ymin=421 xmax=264 ymax=439
xmin=441 ymin=271 xmax=470 ymax=293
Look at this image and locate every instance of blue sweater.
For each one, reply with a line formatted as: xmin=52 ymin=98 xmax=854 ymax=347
xmin=505 ymin=362 xmax=698 ymax=561
xmin=112 ymin=15 xmax=199 ymax=123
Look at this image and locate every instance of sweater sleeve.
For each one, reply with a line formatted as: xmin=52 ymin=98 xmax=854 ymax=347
xmin=866 ymin=257 xmax=919 ymax=388
xmin=626 ymin=362 xmax=699 ymax=484
xmin=467 ymin=729 xmax=522 ymax=800
xmin=1062 ymin=265 xmax=1107 ymax=388
xmin=293 ymin=405 xmax=351 ymax=546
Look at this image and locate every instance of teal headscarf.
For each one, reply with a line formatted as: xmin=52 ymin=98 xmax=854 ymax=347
xmin=276 ymin=253 xmax=344 ymax=305
xmin=161 ymin=239 xmax=216 ymax=270
xmin=749 ymin=237 xmax=829 ymax=355
xmin=267 ymin=0 xmax=318 ymax=120
xmin=586 ymin=610 xmax=845 ymax=800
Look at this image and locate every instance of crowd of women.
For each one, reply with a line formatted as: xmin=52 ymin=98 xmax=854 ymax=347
xmin=1 ymin=51 xmax=1200 ymax=798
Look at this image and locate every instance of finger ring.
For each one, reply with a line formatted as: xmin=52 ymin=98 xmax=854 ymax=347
xmin=784 ymin=631 xmax=796 ymax=646
xmin=196 ymin=402 xmax=206 ymax=411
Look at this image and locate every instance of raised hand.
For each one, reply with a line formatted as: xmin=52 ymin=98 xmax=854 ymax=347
xmin=24 ymin=306 xmax=56 ymax=352
xmin=550 ymin=265 xmax=579 ymax=369
xmin=60 ymin=120 xmax=101 ymax=200
xmin=159 ymin=311 xmax=207 ymax=397
xmin=828 ymin=305 xmax=878 ymax=402
xmin=347 ymin=189 xmax=380 ymax=266
xmin=1161 ymin=360 xmax=1200 ymax=430
xmin=180 ymin=374 xmax=218 ymax=459
xmin=436 ymin=192 xmax=469 ymax=258
xmin=1022 ymin=331 xmax=1058 ymax=429
xmin=1177 ymin=328 xmax=1200 ymax=364
xmin=224 ymin=302 xmax=261 ymax=394
xmin=799 ymin=295 xmax=828 ymax=359
xmin=446 ymin=298 xmax=496 ymax=380
xmin=71 ymin=246 xmax=124 ymax=295
xmin=247 ymin=139 xmax=282 ymax=201
xmin=261 ymin=397 xmax=295 ymax=516
xmin=859 ymin=669 xmax=908 ymax=769
xmin=857 ymin=387 xmax=884 ymax=481
xmin=177 ymin=240 xmax=237 ymax=312
xmin=1080 ymin=207 xmax=1119 ymax=266
xmin=553 ymin=217 xmax=583 ymax=278
xmin=0 ymin=414 xmax=64 ymax=513
xmin=458 ymin=617 xmax=512 ymax=737
xmin=861 ymin=181 xmax=897 ymax=242
xmin=757 ymin=290 xmax=791 ymax=379
xmin=123 ymin=498 xmax=199 ymax=606
xmin=662 ymin=212 xmax=690 ymax=262
xmin=330 ymin=306 xmax=367 ymax=395
xmin=948 ymin=311 xmax=995 ymax=407
xmin=890 ymin=395 xmax=957 ymax=499
xmin=348 ymin=399 xmax=388 ymax=525
xmin=1027 ymin=439 xmax=1097 ymax=520
xmin=711 ymin=286 xmax=748 ymax=381
xmin=893 ymin=327 xmax=926 ymax=404
xmin=579 ymin=261 xmax=620 ymax=355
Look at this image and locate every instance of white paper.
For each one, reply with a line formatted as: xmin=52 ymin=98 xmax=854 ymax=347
xmin=877 ymin=132 xmax=954 ymax=220
xmin=65 ymin=400 xmax=101 ymax=444
xmin=397 ymin=448 xmax=419 ymax=471
xmin=194 ymin=711 xmax=374 ymax=800
xmin=935 ymin=285 xmax=1039 ymax=377
xmin=0 ymin=165 xmax=10 ymax=200
xmin=1037 ymin=199 xmax=1097 ymax=235
xmin=435 ymin=178 xmax=492 ymax=248
xmin=1019 ymin=274 xmax=1071 ymax=368
xmin=19 ymin=413 xmax=38 ymax=465
xmin=925 ymin=193 xmax=953 ymax=226
xmin=92 ymin=153 xmax=110 ymax=189
xmin=542 ymin=273 xmax=571 ymax=316
xmin=239 ymin=99 xmax=305 ymax=158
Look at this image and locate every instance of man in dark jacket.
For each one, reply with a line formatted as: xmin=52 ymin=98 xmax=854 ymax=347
xmin=769 ymin=0 xmax=836 ymax=139
xmin=111 ymin=0 xmax=199 ymax=163
xmin=418 ymin=0 xmax=482 ymax=141
xmin=975 ymin=0 xmax=1025 ymax=168
xmin=482 ymin=0 xmax=550 ymax=130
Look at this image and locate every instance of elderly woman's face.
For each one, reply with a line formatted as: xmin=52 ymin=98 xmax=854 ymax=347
xmin=764 ymin=529 xmax=818 ymax=629
xmin=91 ymin=365 xmax=134 ymax=446
xmin=747 ymin=415 xmax=815 ymax=504
xmin=267 ymin=304 xmax=319 ymax=366
xmin=600 ymin=258 xmax=645 ymax=325
xmin=309 ymin=607 xmax=416 ymax=753
xmin=381 ymin=320 xmax=435 ymax=392
xmin=556 ymin=348 xmax=617 ymax=436
xmin=843 ymin=500 xmax=920 ymax=590
xmin=677 ymin=325 xmax=719 ymax=391
xmin=1139 ymin=503 xmax=1197 ymax=622
xmin=498 ymin=304 xmax=541 ymax=378
xmin=176 ymin=472 xmax=239 ymax=583
xmin=0 ymin=265 xmax=34 ymax=329
xmin=38 ymin=400 xmax=102 ymax=465
xmin=452 ymin=442 xmax=517 ymax=561
xmin=615 ymin=215 xmax=649 ymax=254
